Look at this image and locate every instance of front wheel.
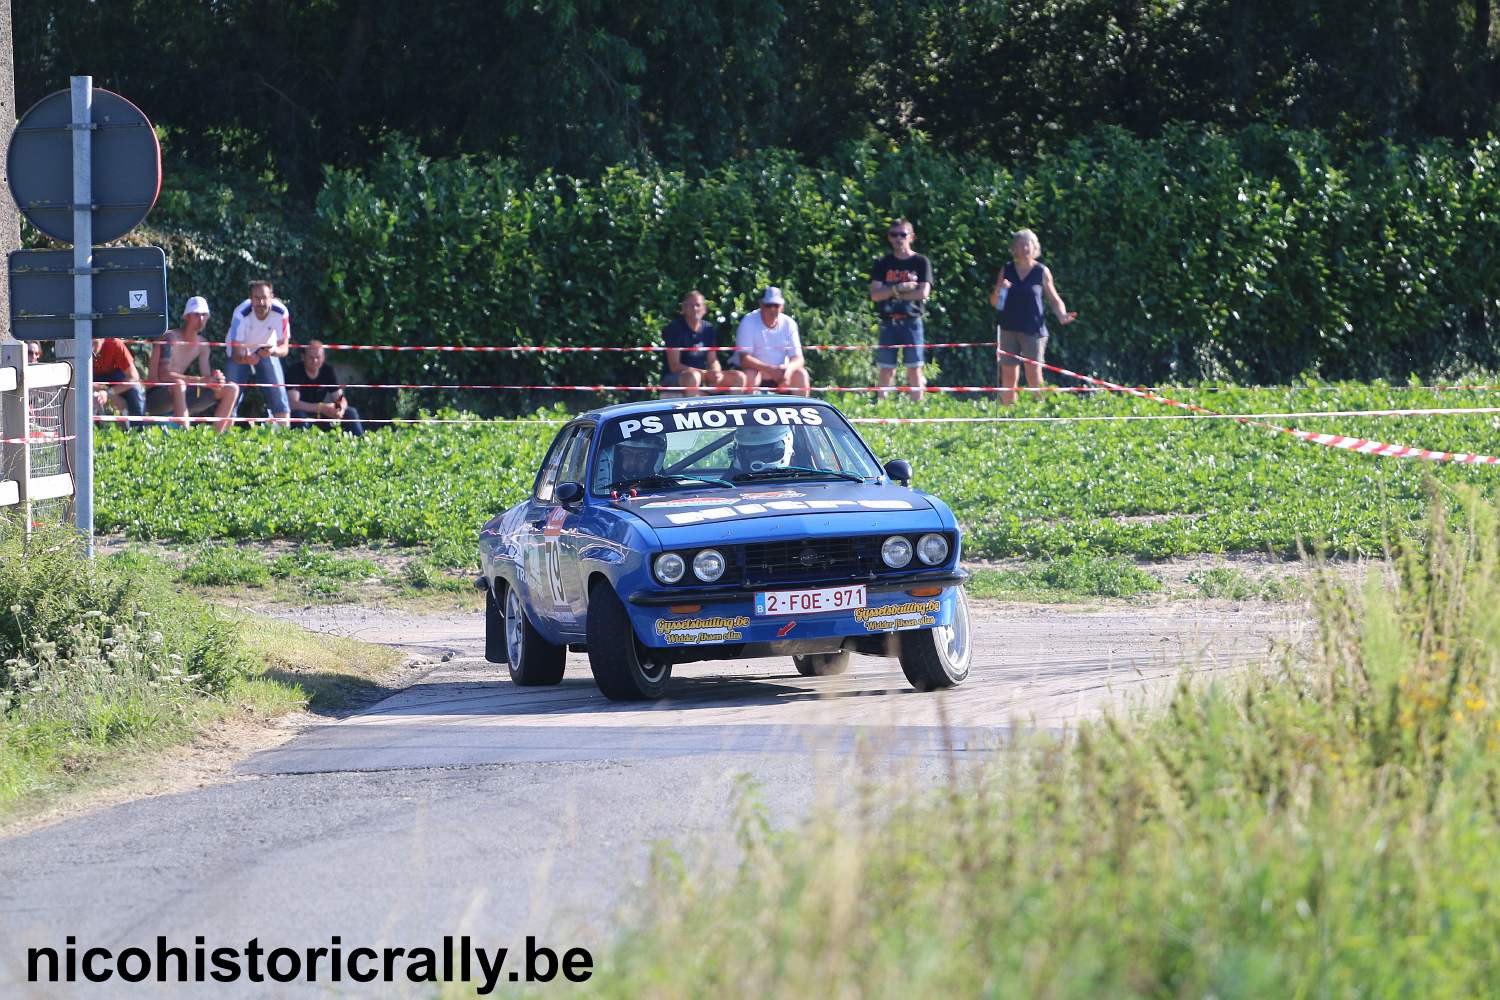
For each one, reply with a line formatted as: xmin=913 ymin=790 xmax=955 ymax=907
xmin=586 ymin=582 xmax=672 ymax=700
xmin=793 ymin=651 xmax=850 ymax=677
xmin=502 ymin=583 xmax=565 ymax=686
xmin=898 ymin=588 xmax=973 ymax=691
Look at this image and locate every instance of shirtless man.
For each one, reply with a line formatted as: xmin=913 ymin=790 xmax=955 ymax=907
xmin=147 ymin=296 xmax=240 ymax=433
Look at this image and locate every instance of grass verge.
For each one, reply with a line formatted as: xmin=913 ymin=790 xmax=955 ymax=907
xmin=0 ymin=528 xmax=403 ymax=822
xmin=966 ymin=553 xmax=1163 ymax=601
xmin=587 ymin=486 xmax=1500 ymax=996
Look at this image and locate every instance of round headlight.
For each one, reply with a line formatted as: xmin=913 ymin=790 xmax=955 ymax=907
xmin=693 ymin=548 xmax=726 ymax=583
xmin=917 ymin=533 xmax=950 ymax=566
xmin=653 ymin=552 xmax=686 ymax=584
xmin=881 ymin=535 xmax=913 ymax=569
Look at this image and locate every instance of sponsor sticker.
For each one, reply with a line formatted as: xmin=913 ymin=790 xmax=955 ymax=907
xmin=738 ymin=490 xmax=805 ymax=500
xmin=617 ymin=405 xmax=825 ymax=440
xmin=654 ymin=615 xmax=750 ymax=645
xmin=854 ymin=599 xmax=941 ymax=632
xmin=640 ymin=497 xmax=727 ymax=508
xmin=663 ymin=498 xmax=914 ymax=525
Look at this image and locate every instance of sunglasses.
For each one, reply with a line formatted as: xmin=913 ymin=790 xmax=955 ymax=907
xmin=888 ymin=231 xmax=912 ymax=238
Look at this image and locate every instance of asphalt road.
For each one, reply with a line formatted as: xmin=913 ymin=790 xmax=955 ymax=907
xmin=0 ymin=601 xmax=1303 ymax=997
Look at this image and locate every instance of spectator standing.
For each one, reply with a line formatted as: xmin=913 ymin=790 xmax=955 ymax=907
xmin=225 ymin=279 xmax=292 ymax=427
xmin=147 ymin=296 xmax=240 ymax=434
xmin=92 ymin=337 xmax=145 ymax=429
xmin=288 ymin=339 xmax=364 ymax=436
xmin=868 ymin=218 xmax=932 ymax=401
xmin=991 ymin=229 xmax=1076 ymax=405
xmin=733 ymin=287 xmax=811 ymax=396
xmin=662 ymin=291 xmax=745 ymax=396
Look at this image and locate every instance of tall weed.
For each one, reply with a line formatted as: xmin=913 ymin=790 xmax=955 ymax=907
xmin=592 ymin=490 xmax=1500 ymax=997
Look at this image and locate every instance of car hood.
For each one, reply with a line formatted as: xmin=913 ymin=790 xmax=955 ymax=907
xmin=609 ymin=479 xmax=938 ymax=532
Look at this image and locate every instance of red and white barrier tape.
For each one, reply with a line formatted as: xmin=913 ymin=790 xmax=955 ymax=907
xmin=124 ymin=339 xmax=983 ymax=353
xmin=997 ymin=348 xmax=1500 ymax=466
xmin=0 ymin=434 xmax=74 ymax=444
xmin=86 ymin=405 xmax=1500 ymax=429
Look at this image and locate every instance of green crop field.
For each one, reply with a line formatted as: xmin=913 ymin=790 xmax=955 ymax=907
xmin=94 ymin=384 xmax=1500 ymax=565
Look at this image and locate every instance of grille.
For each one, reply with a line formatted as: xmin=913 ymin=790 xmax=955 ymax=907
xmin=738 ymin=536 xmax=873 ymax=584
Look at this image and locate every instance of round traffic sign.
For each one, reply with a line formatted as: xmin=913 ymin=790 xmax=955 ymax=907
xmin=6 ymin=87 xmax=162 ymax=244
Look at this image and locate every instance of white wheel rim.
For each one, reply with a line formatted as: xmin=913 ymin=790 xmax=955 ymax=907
xmin=504 ymin=588 xmax=525 ymax=666
xmin=935 ymin=589 xmax=972 ymax=672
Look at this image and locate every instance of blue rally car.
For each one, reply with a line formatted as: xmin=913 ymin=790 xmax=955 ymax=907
xmin=478 ymin=396 xmax=972 ymax=701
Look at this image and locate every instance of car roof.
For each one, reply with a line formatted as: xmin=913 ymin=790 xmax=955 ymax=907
xmin=576 ymin=394 xmax=844 ymax=423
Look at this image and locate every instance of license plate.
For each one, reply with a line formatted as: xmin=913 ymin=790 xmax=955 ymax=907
xmin=754 ymin=584 xmax=866 ymax=616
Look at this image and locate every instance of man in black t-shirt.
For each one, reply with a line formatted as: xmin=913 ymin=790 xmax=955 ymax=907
xmin=867 ymin=218 xmax=933 ymax=401
xmin=660 ymin=291 xmax=746 ymax=396
xmin=288 ymin=340 xmax=364 ymax=435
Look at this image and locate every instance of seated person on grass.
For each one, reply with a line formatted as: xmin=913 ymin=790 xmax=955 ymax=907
xmin=92 ymin=336 xmax=146 ymax=429
xmin=287 ymin=339 xmax=364 ymax=436
xmin=146 ymin=296 xmax=240 ymax=434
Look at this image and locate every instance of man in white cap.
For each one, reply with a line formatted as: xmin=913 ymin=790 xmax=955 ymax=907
xmin=732 ymin=286 xmax=810 ymax=396
xmin=147 ymin=296 xmax=241 ymax=433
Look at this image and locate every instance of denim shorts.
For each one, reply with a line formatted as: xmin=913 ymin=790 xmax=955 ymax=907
xmin=876 ymin=318 xmax=925 ymax=368
xmin=226 ymin=355 xmax=290 ymax=415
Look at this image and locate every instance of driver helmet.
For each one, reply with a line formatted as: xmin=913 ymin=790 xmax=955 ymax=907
xmin=611 ymin=432 xmax=667 ymax=481
xmin=734 ymin=423 xmax=794 ymax=472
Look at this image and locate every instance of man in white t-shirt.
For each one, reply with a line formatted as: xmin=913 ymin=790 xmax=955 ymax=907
xmin=733 ymin=287 xmax=810 ymax=396
xmin=224 ymin=279 xmax=292 ymax=427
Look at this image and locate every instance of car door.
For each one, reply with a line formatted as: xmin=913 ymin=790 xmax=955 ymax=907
xmin=521 ymin=426 xmax=579 ymax=630
xmin=548 ymin=423 xmax=597 ymax=631
xmin=528 ymin=425 xmax=594 ymax=634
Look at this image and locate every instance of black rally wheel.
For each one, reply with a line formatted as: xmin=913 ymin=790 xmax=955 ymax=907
xmin=586 ymin=582 xmax=672 ymax=701
xmin=897 ymin=587 xmax=973 ymax=691
xmin=502 ymin=582 xmax=566 ymax=686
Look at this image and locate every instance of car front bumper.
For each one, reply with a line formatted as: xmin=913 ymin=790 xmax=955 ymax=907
xmin=624 ymin=569 xmax=968 ymax=654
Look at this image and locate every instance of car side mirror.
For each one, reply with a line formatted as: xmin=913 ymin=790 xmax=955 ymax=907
xmin=884 ymin=460 xmax=912 ymax=486
xmin=555 ymin=481 xmax=584 ymax=505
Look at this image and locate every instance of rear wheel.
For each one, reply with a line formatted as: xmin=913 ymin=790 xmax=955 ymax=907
xmin=502 ymin=583 xmax=565 ymax=686
xmin=793 ymin=651 xmax=850 ymax=677
xmin=586 ymin=582 xmax=672 ymax=700
xmin=898 ymin=588 xmax=973 ymax=691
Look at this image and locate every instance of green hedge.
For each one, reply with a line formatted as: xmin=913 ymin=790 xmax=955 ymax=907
xmin=312 ymin=129 xmax=1500 ymax=410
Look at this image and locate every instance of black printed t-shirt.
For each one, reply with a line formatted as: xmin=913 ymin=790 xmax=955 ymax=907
xmin=869 ymin=253 xmax=933 ymax=319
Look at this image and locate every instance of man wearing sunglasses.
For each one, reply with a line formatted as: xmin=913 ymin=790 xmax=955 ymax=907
xmin=868 ymin=218 xmax=932 ymax=401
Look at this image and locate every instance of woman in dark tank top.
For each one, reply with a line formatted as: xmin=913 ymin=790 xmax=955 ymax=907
xmin=988 ymin=229 xmax=1077 ymax=404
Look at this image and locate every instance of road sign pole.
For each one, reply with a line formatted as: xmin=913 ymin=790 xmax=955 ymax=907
xmin=70 ymin=75 xmax=92 ymax=556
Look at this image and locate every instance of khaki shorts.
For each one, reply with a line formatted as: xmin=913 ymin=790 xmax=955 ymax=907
xmin=998 ymin=328 xmax=1046 ymax=367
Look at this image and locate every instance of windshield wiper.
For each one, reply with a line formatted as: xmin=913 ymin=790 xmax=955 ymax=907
xmin=731 ymin=466 xmax=866 ymax=483
xmin=608 ymin=473 xmax=735 ymax=492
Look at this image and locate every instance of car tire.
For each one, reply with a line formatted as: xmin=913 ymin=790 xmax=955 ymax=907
xmin=501 ymin=582 xmax=566 ymax=686
xmin=793 ymin=651 xmax=850 ymax=677
xmin=586 ymin=582 xmax=672 ymax=701
xmin=897 ymin=587 xmax=973 ymax=691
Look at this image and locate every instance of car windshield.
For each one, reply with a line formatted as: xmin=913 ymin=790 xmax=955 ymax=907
xmin=590 ymin=403 xmax=883 ymax=495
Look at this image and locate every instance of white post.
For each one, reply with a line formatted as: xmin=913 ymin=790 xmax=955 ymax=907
xmin=70 ymin=75 xmax=93 ymax=557
xmin=0 ymin=340 xmax=29 ymax=534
